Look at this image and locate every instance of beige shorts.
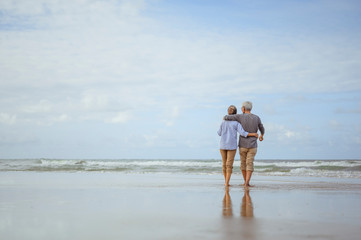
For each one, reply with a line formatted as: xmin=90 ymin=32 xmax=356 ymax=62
xmin=220 ymin=149 xmax=237 ymax=174
xmin=240 ymin=147 xmax=257 ymax=172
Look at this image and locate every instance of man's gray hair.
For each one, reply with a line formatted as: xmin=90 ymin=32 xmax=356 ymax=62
xmin=242 ymin=101 xmax=253 ymax=111
xmin=228 ymin=105 xmax=237 ymax=114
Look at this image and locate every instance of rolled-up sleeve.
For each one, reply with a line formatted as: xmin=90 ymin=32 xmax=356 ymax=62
xmin=258 ymin=120 xmax=265 ymax=135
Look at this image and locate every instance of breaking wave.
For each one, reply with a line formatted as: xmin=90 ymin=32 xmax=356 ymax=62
xmin=0 ymin=159 xmax=360 ymax=178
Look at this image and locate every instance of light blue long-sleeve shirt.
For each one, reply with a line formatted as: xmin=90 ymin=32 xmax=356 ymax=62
xmin=217 ymin=120 xmax=248 ymax=150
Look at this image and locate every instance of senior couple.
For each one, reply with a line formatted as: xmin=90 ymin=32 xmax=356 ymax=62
xmin=217 ymin=101 xmax=265 ymax=187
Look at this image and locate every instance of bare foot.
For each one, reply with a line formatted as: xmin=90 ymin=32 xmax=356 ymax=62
xmin=244 ymin=184 xmax=254 ymax=188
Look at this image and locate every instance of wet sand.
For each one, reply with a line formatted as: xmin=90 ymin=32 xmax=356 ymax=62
xmin=1 ymin=172 xmax=361 ymax=240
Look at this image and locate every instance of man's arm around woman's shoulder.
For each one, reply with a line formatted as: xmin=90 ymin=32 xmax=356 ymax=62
xmin=223 ymin=114 xmax=241 ymax=121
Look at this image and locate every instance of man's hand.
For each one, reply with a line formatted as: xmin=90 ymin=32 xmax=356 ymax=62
xmin=259 ymin=135 xmax=264 ymax=141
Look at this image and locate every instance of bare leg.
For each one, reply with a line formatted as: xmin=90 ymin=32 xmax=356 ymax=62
xmin=239 ymin=148 xmax=247 ymax=186
xmin=245 ymin=171 xmax=254 ymax=187
xmin=244 ymin=148 xmax=257 ymax=187
xmin=242 ymin=170 xmax=246 ymax=185
xmin=224 ymin=150 xmax=236 ymax=186
xmin=220 ymin=149 xmax=228 ymax=185
xmin=225 ymin=172 xmax=232 ymax=186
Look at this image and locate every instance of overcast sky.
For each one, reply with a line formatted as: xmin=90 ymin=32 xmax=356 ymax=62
xmin=1 ymin=0 xmax=361 ymax=159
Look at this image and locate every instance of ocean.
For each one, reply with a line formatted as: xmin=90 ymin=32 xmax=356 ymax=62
xmin=1 ymin=159 xmax=360 ymax=178
xmin=1 ymin=159 xmax=361 ymax=240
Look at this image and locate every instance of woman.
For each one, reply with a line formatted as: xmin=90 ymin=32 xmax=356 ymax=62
xmin=217 ymin=105 xmax=258 ymax=186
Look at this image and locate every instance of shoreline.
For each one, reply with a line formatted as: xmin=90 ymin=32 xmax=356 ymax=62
xmin=1 ymin=172 xmax=361 ymax=240
xmin=1 ymin=171 xmax=360 ymax=190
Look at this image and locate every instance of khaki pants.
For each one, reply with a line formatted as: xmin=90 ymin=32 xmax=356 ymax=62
xmin=240 ymin=147 xmax=257 ymax=172
xmin=220 ymin=149 xmax=237 ymax=174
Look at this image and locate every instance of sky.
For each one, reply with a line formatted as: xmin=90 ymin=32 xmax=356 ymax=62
xmin=1 ymin=0 xmax=361 ymax=160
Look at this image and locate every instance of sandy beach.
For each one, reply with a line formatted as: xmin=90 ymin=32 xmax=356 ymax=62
xmin=1 ymin=171 xmax=361 ymax=240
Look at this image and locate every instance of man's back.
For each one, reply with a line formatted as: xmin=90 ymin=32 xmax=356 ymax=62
xmin=225 ymin=113 xmax=264 ymax=148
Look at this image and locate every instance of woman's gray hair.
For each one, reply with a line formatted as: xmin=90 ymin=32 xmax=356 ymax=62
xmin=228 ymin=105 xmax=237 ymax=114
xmin=242 ymin=101 xmax=253 ymax=111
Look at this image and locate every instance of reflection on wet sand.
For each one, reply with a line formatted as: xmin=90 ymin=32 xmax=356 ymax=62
xmin=221 ymin=188 xmax=256 ymax=240
xmin=241 ymin=189 xmax=254 ymax=218
xmin=240 ymin=189 xmax=256 ymax=240
xmin=222 ymin=188 xmax=254 ymax=219
xmin=222 ymin=187 xmax=233 ymax=218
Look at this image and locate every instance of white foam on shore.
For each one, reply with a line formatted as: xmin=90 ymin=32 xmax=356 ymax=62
xmin=255 ymin=160 xmax=360 ymax=168
xmin=255 ymin=168 xmax=361 ymax=179
xmin=0 ymin=159 xmax=361 ymax=178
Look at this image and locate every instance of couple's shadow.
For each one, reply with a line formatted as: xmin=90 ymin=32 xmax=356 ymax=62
xmin=222 ymin=187 xmax=254 ymax=218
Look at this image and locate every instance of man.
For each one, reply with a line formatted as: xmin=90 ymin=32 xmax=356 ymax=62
xmin=218 ymin=105 xmax=259 ymax=187
xmin=224 ymin=101 xmax=264 ymax=187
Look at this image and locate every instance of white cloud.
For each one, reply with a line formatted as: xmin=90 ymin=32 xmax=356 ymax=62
xmin=1 ymin=0 xmax=361 ymax=159
xmin=21 ymin=100 xmax=52 ymax=113
xmin=106 ymin=111 xmax=132 ymax=124
xmin=52 ymin=114 xmax=71 ymax=122
xmin=329 ymin=120 xmax=341 ymax=130
xmin=81 ymin=91 xmax=109 ymax=111
xmin=0 ymin=113 xmax=17 ymax=125
xmin=1 ymin=0 xmax=360 ymax=104
xmin=0 ymin=131 xmax=36 ymax=145
xmin=265 ymin=123 xmax=309 ymax=142
xmin=162 ymin=105 xmax=181 ymax=127
xmin=143 ymin=134 xmax=158 ymax=147
xmin=284 ymin=130 xmax=296 ymax=138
